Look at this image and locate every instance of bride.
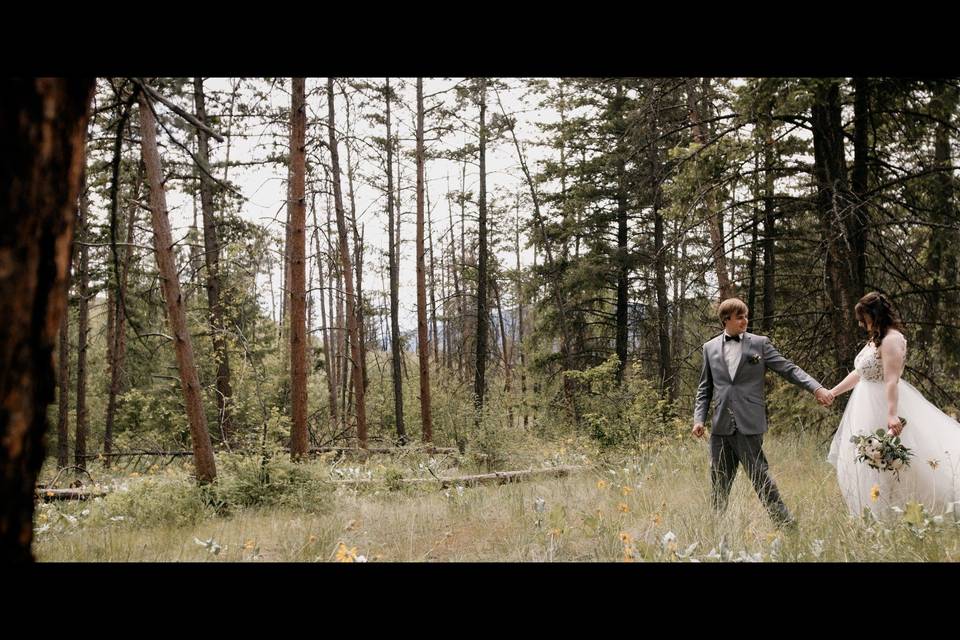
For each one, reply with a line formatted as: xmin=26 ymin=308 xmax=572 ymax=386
xmin=827 ymin=292 xmax=960 ymax=521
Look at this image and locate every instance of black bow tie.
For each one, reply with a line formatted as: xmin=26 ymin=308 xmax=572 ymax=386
xmin=724 ymin=334 xmax=741 ymax=342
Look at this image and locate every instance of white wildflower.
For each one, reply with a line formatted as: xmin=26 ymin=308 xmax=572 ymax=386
xmin=810 ymin=539 xmax=824 ymax=558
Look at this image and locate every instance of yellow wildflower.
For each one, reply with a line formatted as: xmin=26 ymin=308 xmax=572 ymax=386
xmin=243 ymin=539 xmax=256 ymax=551
xmin=652 ymin=513 xmax=663 ymax=526
xmin=308 ymin=535 xmax=317 ymax=544
xmin=597 ymin=479 xmax=608 ymax=490
xmin=618 ymin=503 xmax=630 ymax=514
xmin=619 ymin=532 xmax=632 ymax=545
xmin=621 ymin=485 xmax=633 ymax=496
xmin=334 ymin=542 xmax=358 ymax=563
xmin=870 ymin=484 xmax=880 ymax=502
xmin=549 ymin=527 xmax=563 ymax=537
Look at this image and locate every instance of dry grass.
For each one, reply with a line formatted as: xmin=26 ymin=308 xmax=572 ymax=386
xmin=33 ymin=431 xmax=960 ymax=562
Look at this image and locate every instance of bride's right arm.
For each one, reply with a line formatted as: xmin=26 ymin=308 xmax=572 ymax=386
xmin=829 ymin=370 xmax=860 ymax=397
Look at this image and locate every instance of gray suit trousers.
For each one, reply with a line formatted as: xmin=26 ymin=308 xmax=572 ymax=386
xmin=710 ymin=419 xmax=793 ymax=527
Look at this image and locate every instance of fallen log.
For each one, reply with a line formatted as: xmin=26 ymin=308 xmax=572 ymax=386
xmin=311 ymin=446 xmax=458 ymax=456
xmin=78 ymin=450 xmax=195 ymax=458
xmin=332 ymin=464 xmax=588 ymax=489
xmin=35 ymin=487 xmax=109 ymax=501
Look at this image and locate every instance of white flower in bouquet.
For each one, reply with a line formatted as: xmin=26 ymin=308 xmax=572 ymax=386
xmin=851 ymin=420 xmax=913 ymax=480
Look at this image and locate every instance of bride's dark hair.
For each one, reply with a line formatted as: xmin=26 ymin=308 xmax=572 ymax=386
xmin=855 ymin=291 xmax=905 ymax=349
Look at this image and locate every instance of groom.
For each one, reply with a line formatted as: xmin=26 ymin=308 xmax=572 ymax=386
xmin=692 ymin=298 xmax=833 ymax=528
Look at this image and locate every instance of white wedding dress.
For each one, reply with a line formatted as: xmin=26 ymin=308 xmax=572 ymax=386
xmin=827 ymin=332 xmax=960 ymax=521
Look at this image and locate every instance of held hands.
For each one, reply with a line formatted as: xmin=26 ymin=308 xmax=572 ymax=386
xmin=692 ymin=423 xmax=706 ymax=439
xmin=814 ymin=387 xmax=835 ymax=407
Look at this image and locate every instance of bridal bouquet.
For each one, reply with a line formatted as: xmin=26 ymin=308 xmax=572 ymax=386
xmin=850 ymin=419 xmax=912 ymax=480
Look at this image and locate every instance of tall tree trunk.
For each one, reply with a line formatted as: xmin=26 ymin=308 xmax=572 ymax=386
xmin=459 ymin=160 xmax=468 ymax=381
xmin=930 ymin=81 xmax=960 ymax=375
xmin=426 ymin=174 xmax=440 ymax=368
xmin=0 ymin=77 xmax=93 ymax=562
xmin=288 ymin=78 xmax=308 ymax=459
xmin=474 ymin=79 xmax=490 ymax=428
xmin=343 ymin=87 xmax=369 ymax=394
xmin=449 ymin=173 xmax=464 ymax=379
xmin=747 ymin=188 xmax=759 ymax=335
xmin=850 ymin=78 xmax=870 ymax=298
xmin=383 ymin=78 xmax=406 ymax=445
xmin=326 ymin=191 xmax=342 ymax=427
xmin=314 ymin=195 xmax=338 ymax=430
xmin=56 ymin=290 xmax=70 ymax=469
xmin=327 ymin=78 xmax=367 ymax=448
xmin=138 ymin=90 xmax=217 ymax=483
xmin=497 ymin=87 xmax=581 ymax=424
xmin=104 ymin=179 xmax=138 ymax=466
xmin=222 ymin=78 xmax=240 ymax=182
xmin=493 ymin=277 xmax=514 ymax=426
xmin=761 ymin=110 xmax=776 ymax=333
xmin=649 ymin=86 xmax=672 ymax=399
xmin=515 ymin=195 xmax=528 ymax=429
xmin=74 ymin=183 xmax=89 ymax=469
xmin=613 ymin=83 xmax=629 ymax=384
xmin=686 ymin=78 xmax=733 ymax=300
xmin=194 ymin=77 xmax=234 ymax=447
xmin=415 ymin=78 xmax=433 ymax=444
xmin=811 ymin=79 xmax=858 ymax=380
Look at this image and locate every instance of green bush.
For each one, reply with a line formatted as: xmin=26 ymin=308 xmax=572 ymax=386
xmin=563 ymin=356 xmax=682 ymax=447
xmin=96 ymin=476 xmax=212 ymax=528
xmin=206 ymin=445 xmax=333 ymax=514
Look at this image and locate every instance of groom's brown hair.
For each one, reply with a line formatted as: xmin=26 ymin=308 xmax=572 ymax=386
xmin=717 ymin=297 xmax=749 ymax=325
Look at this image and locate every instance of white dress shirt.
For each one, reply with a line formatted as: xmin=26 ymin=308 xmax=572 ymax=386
xmin=722 ymin=331 xmax=742 ymax=380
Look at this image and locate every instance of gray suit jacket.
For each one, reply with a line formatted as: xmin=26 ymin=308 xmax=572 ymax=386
xmin=693 ymin=332 xmax=822 ymax=436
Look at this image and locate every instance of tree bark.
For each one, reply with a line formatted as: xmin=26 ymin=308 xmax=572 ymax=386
xmin=288 ymin=78 xmax=308 ymax=459
xmin=931 ymin=82 xmax=959 ymax=375
xmin=515 ymin=195 xmax=528 ymax=428
xmin=138 ymin=90 xmax=217 ymax=483
xmin=811 ymin=79 xmax=858 ymax=380
xmin=383 ymin=78 xmax=406 ymax=445
xmin=426 ymin=174 xmax=440 ymax=368
xmin=327 ymin=78 xmax=367 ymax=448
xmin=686 ymin=78 xmax=733 ymax=300
xmin=105 ymin=163 xmax=140 ymax=461
xmin=613 ymin=83 xmax=630 ymax=384
xmin=415 ymin=79 xmax=433 ymax=444
xmin=761 ymin=110 xmax=776 ymax=333
xmin=649 ymin=86 xmax=672 ymax=399
xmin=314 ymin=194 xmax=338 ymax=431
xmin=0 ymin=77 xmax=93 ymax=562
xmin=474 ymin=79 xmax=490 ymax=428
xmin=343 ymin=87 xmax=369 ymax=395
xmin=851 ymin=77 xmax=870 ymax=298
xmin=56 ymin=287 xmax=70 ymax=469
xmin=194 ymin=77 xmax=234 ymax=446
xmin=74 ymin=184 xmax=89 ymax=469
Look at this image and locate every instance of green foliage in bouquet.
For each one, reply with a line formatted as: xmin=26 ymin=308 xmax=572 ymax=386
xmin=850 ymin=418 xmax=913 ymax=480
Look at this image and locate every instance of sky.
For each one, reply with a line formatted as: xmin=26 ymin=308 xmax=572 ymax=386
xmin=157 ymin=77 xmax=562 ymax=336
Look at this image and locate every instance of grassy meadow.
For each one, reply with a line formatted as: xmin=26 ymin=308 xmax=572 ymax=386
xmin=32 ymin=428 xmax=960 ymax=562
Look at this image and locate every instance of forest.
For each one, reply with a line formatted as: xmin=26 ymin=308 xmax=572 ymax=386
xmin=3 ymin=77 xmax=960 ymax=562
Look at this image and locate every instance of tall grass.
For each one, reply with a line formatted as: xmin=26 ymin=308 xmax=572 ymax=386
xmin=33 ymin=431 xmax=960 ymax=561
